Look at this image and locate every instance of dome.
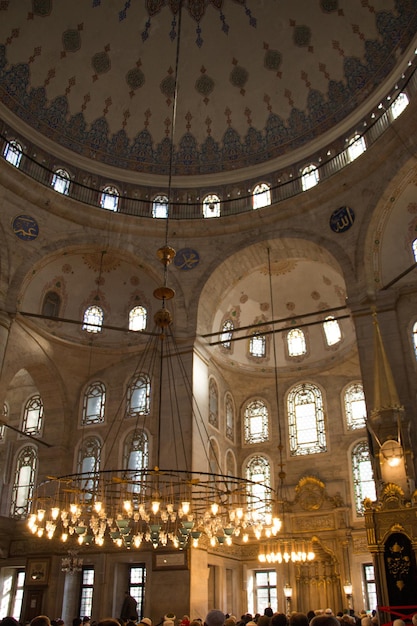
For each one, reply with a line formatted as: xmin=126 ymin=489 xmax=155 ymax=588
xmin=0 ymin=0 xmax=416 ymax=186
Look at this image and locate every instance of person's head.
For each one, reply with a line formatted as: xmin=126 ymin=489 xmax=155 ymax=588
xmin=31 ymin=617 xmax=51 ymax=626
xmin=97 ymin=620 xmax=120 ymax=626
xmin=271 ymin=614 xmax=288 ymax=626
xmin=393 ymin=621 xmax=405 ymax=626
xmin=73 ymin=620 xmax=82 ymax=626
xmin=1 ymin=617 xmax=19 ymax=626
xmin=264 ymin=611 xmax=273 ymax=620
xmin=289 ymin=613 xmax=309 ymax=626
xmin=310 ymin=617 xmax=341 ymax=626
xmin=257 ymin=617 xmax=270 ymax=626
xmin=205 ymin=611 xmax=225 ymax=626
xmin=412 ymin=616 xmax=417 ymax=626
xmin=140 ymin=620 xmax=152 ymax=626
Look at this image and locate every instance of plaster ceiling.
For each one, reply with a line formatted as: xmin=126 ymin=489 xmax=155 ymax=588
xmin=0 ymin=0 xmax=416 ymax=179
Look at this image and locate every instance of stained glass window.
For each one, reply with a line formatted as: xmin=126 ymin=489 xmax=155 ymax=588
xmin=244 ymin=400 xmax=269 ymax=444
xmin=123 ymin=430 xmax=149 ymax=494
xmin=249 ymin=333 xmax=266 ymax=358
xmin=287 ymin=328 xmax=306 ymax=356
xmin=252 ymin=183 xmax=271 ymax=209
xmin=351 ymin=440 xmax=376 ymax=516
xmin=51 ymin=168 xmax=71 ymax=195
xmin=203 ymin=194 xmax=221 ymax=218
xmin=82 ymin=381 xmax=106 ymax=425
xmin=288 ymin=383 xmax=326 ymax=456
xmin=82 ymin=305 xmax=104 ymax=333
xmin=220 ymin=320 xmax=234 ymax=349
xmin=301 ymin=164 xmax=319 ymax=191
xmin=413 ymin=321 xmax=417 ymax=359
xmin=323 ymin=316 xmax=341 ymax=346
xmin=225 ymin=393 xmax=235 ymax=441
xmin=127 ymin=374 xmax=151 ymax=417
xmin=347 ymin=134 xmax=366 ymax=161
xmin=4 ymin=140 xmax=22 ymax=168
xmin=391 ymin=92 xmax=409 ymax=120
xmin=22 ymin=395 xmax=44 ymax=436
xmin=10 ymin=446 xmax=37 ymax=518
xmin=100 ymin=185 xmax=119 ymax=211
xmin=344 ymin=383 xmax=367 ymax=430
xmin=152 ymin=194 xmax=168 ymax=218
xmin=246 ymin=455 xmax=272 ymax=520
xmin=209 ymin=378 xmax=219 ymax=428
xmin=129 ymin=306 xmax=147 ymax=331
xmin=77 ymin=437 xmax=101 ymax=501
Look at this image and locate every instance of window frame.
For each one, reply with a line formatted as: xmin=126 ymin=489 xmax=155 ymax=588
xmin=202 ymin=193 xmax=221 ymax=218
xmin=79 ymin=566 xmax=95 ymax=619
xmin=323 ymin=315 xmax=342 ymax=346
xmin=4 ymin=140 xmax=23 ymax=168
xmin=100 ymin=185 xmax=120 ymax=212
xmin=245 ymin=455 xmax=272 ymax=521
xmin=347 ymin=133 xmax=366 ymax=162
xmin=82 ymin=381 xmax=106 ymax=425
xmin=51 ymin=168 xmax=71 ymax=195
xmin=287 ymin=327 xmax=307 ymax=357
xmin=129 ymin=306 xmax=147 ymax=332
xmin=127 ymin=374 xmax=151 ymax=417
xmin=287 ymin=382 xmax=326 ymax=456
xmin=152 ymin=194 xmax=169 ymax=219
xmin=21 ymin=395 xmax=44 ymax=436
xmin=301 ymin=163 xmax=319 ymax=191
xmin=252 ymin=182 xmax=271 ymax=209
xmin=243 ymin=399 xmax=269 ymax=445
xmin=128 ymin=564 xmax=146 ymax=621
xmin=82 ymin=305 xmax=104 ymax=333
xmin=10 ymin=445 xmax=37 ymax=519
xmin=344 ymin=382 xmax=367 ymax=431
xmin=253 ymin=570 xmax=277 ymax=615
xmin=351 ymin=439 xmax=376 ymax=517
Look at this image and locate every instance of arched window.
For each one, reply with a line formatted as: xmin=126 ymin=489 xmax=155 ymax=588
xmin=288 ymin=383 xmax=326 ymax=456
xmin=208 ymin=379 xmax=219 ymax=428
xmin=225 ymin=393 xmax=235 ymax=441
xmin=301 ymin=164 xmax=319 ymax=191
xmin=51 ymin=168 xmax=71 ymax=195
xmin=22 ymin=395 xmax=44 ymax=436
xmin=245 ymin=455 xmax=272 ymax=520
xmin=4 ymin=140 xmax=23 ymax=168
xmin=129 ymin=306 xmax=147 ymax=331
xmin=123 ymin=430 xmax=149 ymax=494
xmin=347 ymin=134 xmax=366 ymax=162
xmin=244 ymin=399 xmax=269 ymax=444
xmin=344 ymin=383 xmax=367 ymax=430
xmin=323 ymin=316 xmax=341 ymax=346
xmin=82 ymin=381 xmax=106 ymax=425
xmin=41 ymin=290 xmax=61 ymax=318
xmin=252 ymin=183 xmax=271 ymax=209
xmin=412 ymin=239 xmax=417 ymax=262
xmin=127 ymin=374 xmax=151 ymax=417
xmin=77 ymin=436 xmax=101 ymax=501
xmin=249 ymin=333 xmax=266 ymax=358
xmin=100 ymin=185 xmax=119 ymax=211
xmin=152 ymin=195 xmax=168 ymax=219
xmin=413 ymin=321 xmax=417 ymax=359
xmin=287 ymin=328 xmax=306 ymax=357
xmin=390 ymin=92 xmax=409 ymax=120
xmin=82 ymin=305 xmax=104 ymax=333
xmin=203 ymin=194 xmax=221 ymax=218
xmin=220 ymin=319 xmax=234 ymax=349
xmin=351 ymin=440 xmax=376 ymax=516
xmin=10 ymin=446 xmax=37 ymax=518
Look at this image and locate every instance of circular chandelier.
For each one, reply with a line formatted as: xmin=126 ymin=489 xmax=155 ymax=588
xmin=258 ymin=539 xmax=315 ymax=564
xmin=27 ymin=244 xmax=283 ymax=550
xmin=28 ymin=467 xmax=282 ymax=549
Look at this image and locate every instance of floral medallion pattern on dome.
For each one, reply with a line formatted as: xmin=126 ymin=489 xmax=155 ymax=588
xmin=0 ymin=1 xmax=416 ymax=175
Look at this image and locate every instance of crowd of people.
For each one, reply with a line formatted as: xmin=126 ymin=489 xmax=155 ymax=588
xmin=1 ymin=606 xmax=417 ymax=626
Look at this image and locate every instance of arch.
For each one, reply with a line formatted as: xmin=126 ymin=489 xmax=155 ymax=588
xmin=287 ymin=382 xmax=326 ymax=456
xmin=243 ymin=398 xmax=269 ymax=444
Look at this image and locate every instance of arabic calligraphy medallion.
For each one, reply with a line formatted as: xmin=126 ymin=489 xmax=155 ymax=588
xmin=12 ymin=215 xmax=39 ymax=241
xmin=174 ymin=248 xmax=200 ymax=271
xmin=329 ymin=206 xmax=355 ymax=233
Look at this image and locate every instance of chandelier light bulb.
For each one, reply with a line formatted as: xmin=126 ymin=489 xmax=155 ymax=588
xmin=51 ymin=507 xmax=60 ymax=520
xmin=181 ymin=501 xmax=190 ymax=515
xmin=151 ymin=500 xmax=160 ymax=514
xmin=210 ymin=502 xmax=219 ymax=515
xmin=37 ymin=509 xmax=45 ymax=522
